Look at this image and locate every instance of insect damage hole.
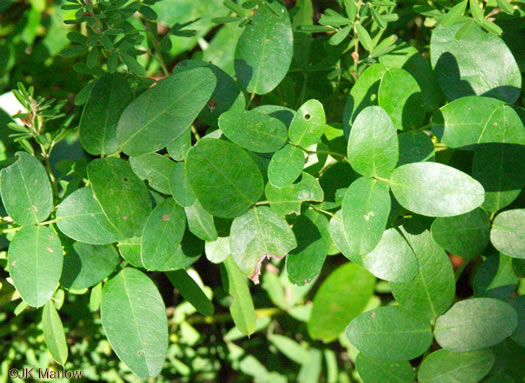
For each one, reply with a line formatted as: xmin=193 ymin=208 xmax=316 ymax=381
xmin=304 ymin=113 xmax=311 ymax=120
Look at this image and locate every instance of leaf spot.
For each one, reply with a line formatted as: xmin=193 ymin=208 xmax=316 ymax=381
xmin=162 ymin=214 xmax=170 ymax=222
xmin=123 ymin=177 xmax=128 ymax=182
xmin=363 ymin=211 xmax=375 ymax=221
xmin=32 ymin=205 xmax=38 ymax=212
xmin=493 ymin=122 xmax=497 ymax=127
xmin=250 ymin=253 xmax=284 ymax=285
xmin=123 ymin=215 xmax=128 ymax=221
xmin=137 ymin=350 xmax=144 ymax=357
xmin=46 ymin=247 xmax=53 ymax=253
xmin=304 ymin=113 xmax=311 ymax=120
xmin=34 ymin=179 xmax=38 ymax=184
xmin=371 ymin=311 xmax=376 ymax=319
xmin=11 ymin=261 xmax=16 ymax=267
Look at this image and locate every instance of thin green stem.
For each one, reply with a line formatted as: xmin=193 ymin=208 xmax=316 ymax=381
xmin=191 ymin=126 xmax=201 ymax=141
xmin=255 ymin=200 xmax=270 ymax=206
xmin=187 ymin=307 xmax=281 ymax=325
xmin=310 ymin=205 xmax=336 ymax=218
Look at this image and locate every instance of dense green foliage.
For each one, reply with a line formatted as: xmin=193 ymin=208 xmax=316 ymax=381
xmin=0 ymin=0 xmax=524 ymax=382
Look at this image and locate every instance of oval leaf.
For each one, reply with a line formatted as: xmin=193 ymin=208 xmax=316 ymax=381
xmin=356 ymin=353 xmax=415 ymax=383
xmin=268 ymin=144 xmax=305 ymax=188
xmin=288 ymin=99 xmax=326 ymax=147
xmin=42 ymin=301 xmax=69 ymax=366
xmin=490 ymin=209 xmax=525 ymax=259
xmin=129 ymin=153 xmax=175 ymax=195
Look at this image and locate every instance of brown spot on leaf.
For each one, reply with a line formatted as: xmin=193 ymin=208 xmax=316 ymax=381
xmin=162 ymin=214 xmax=170 ymax=222
xmin=11 ymin=261 xmax=16 ymax=267
xmin=32 ymin=205 xmax=38 ymax=212
xmin=371 ymin=311 xmax=376 ymax=318
xmin=123 ymin=216 xmax=128 ymax=221
xmin=46 ymin=247 xmax=53 ymax=253
xmin=34 ymin=179 xmax=38 ymax=184
xmin=137 ymin=350 xmax=144 ymax=357
xmin=249 ymin=253 xmax=284 ymax=284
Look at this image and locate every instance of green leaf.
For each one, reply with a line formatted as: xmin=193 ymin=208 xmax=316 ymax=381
xmin=235 ymin=1 xmax=293 ymax=94
xmin=230 ymin=207 xmax=297 ymax=284
xmin=432 ymin=97 xmax=525 ymax=149
xmin=472 ymin=143 xmax=525 ymax=212
xmin=356 ymin=23 xmax=374 ymax=52
xmin=347 ymin=106 xmax=398 ymax=178
xmin=42 ymin=301 xmax=68 ymax=366
xmin=117 ymin=67 xmax=216 ymax=156
xmin=205 ymin=236 xmax=231 ymax=264
xmin=346 ymin=306 xmax=433 ymax=360
xmin=221 ymin=256 xmax=257 ymax=335
xmin=308 ymin=263 xmax=375 ymax=342
xmin=490 ymin=209 xmax=525 ymax=259
xmin=495 ymin=0 xmax=514 ymax=15
xmin=265 ymin=172 xmax=324 ymax=216
xmin=129 ymin=153 xmax=175 ymax=195
xmin=218 ymin=109 xmax=288 ymax=153
xmin=431 ymin=208 xmax=490 ymax=259
xmin=88 ymin=158 xmax=152 ymax=238
xmin=342 ymin=177 xmax=391 ymax=256
xmin=442 ymin=0 xmax=468 ymax=27
xmin=286 ymin=210 xmax=331 ymax=286
xmin=343 ymin=64 xmax=387 ymax=137
xmin=120 ymin=52 xmax=146 ymax=77
xmin=469 ymin=0 xmax=484 ymax=23
xmin=60 ymin=242 xmax=119 ymax=290
xmin=390 ymin=162 xmax=485 ymax=217
xmin=509 ymin=296 xmax=525 ymax=347
xmin=56 ymin=187 xmax=122 ymax=245
xmin=391 ymin=223 xmax=455 ymax=320
xmin=268 ymin=144 xmax=305 ymax=188
xmin=268 ymin=334 xmax=311 ymax=364
xmin=184 ymin=199 xmax=218 ymax=242
xmin=141 ymin=198 xmax=186 ymax=271
xmin=397 ymin=131 xmax=435 ymax=166
xmin=430 ymin=21 xmax=521 ymax=104
xmin=79 ymin=73 xmax=133 ymax=156
xmin=418 ymin=349 xmax=494 ymax=383
xmin=288 ymin=99 xmax=326 ymax=147
xmin=360 ymin=228 xmax=418 ymax=282
xmin=160 ymin=230 xmax=202 ymax=272
xmin=0 ymin=151 xmax=53 ymax=226
xmin=473 ymin=254 xmax=518 ymax=300
xmin=165 ymin=270 xmax=214 ymax=316
xmin=434 ymin=297 xmax=518 ymax=352
xmin=118 ymin=237 xmax=143 ymax=268
xmin=173 ymin=60 xmax=246 ymax=127
xmin=186 ymin=138 xmax=264 ymax=218
xmin=166 ymin=129 xmax=191 ymax=161
xmin=8 ymin=226 xmax=63 ymax=308
xmin=378 ymin=68 xmax=425 ymax=131
xmin=329 ymin=211 xmax=361 ymax=263
xmin=169 ymin=162 xmax=196 ymax=208
xmin=356 ymin=353 xmax=415 ymax=383
xmin=101 ymin=268 xmax=168 ymax=378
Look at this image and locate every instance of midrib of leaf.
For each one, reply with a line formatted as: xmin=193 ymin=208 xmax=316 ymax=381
xmin=121 ymin=273 xmax=150 ymax=375
xmin=190 ymin=205 xmax=215 ymax=239
xmin=44 ymin=303 xmax=66 ymax=364
xmin=225 ymin=258 xmax=254 ymax=334
xmin=100 ymin=79 xmax=118 ymax=155
xmin=240 ymin=115 xmax=286 ymax=142
xmin=443 ymin=25 xmax=494 ymax=91
xmin=143 ymin=202 xmax=177 ymax=266
xmin=34 ymin=227 xmax=41 ymax=305
xmin=253 ymin=208 xmax=270 ymax=256
xmin=17 ymin=158 xmax=39 ymax=224
xmin=194 ymin=145 xmax=255 ymax=205
xmin=119 ymin=75 xmax=208 ymax=149
xmin=251 ymin=17 xmax=270 ymax=94
xmin=476 ymin=105 xmax=501 ymax=143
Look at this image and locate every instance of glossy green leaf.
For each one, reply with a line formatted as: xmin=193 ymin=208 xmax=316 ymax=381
xmin=230 ymin=207 xmax=297 ymax=284
xmin=87 ymin=158 xmax=152 ymax=238
xmin=173 ymin=59 xmax=245 ymax=127
xmin=118 ymin=237 xmax=143 ymax=268
xmin=418 ymin=349 xmax=494 ymax=383
xmin=0 ymin=151 xmax=53 ymax=226
xmin=205 ymin=236 xmax=231 ymax=264
xmin=8 ymin=226 xmax=63 ymax=308
xmin=286 ymin=210 xmax=331 ymax=286
xmin=56 ymin=187 xmax=122 ymax=245
xmin=235 ymin=2 xmax=293 ymax=95
xmin=129 ymin=153 xmax=175 ymax=195
xmin=342 ymin=177 xmax=391 ymax=256
xmin=101 ymin=268 xmax=168 ymax=378
xmin=378 ymin=68 xmax=425 ymax=131
xmin=166 ymin=129 xmax=191 ymax=161
xmin=268 ymin=144 xmax=305 ymax=187
xmin=432 ymin=97 xmax=525 ymax=149
xmin=361 ymin=228 xmax=418 ymax=282
xmin=308 ymin=263 xmax=375 ymax=342
xmin=434 ymin=298 xmax=518 ymax=352
xmin=356 ymin=23 xmax=373 ymax=51
xmin=391 ymin=223 xmax=455 ymax=320
xmin=117 ymin=67 xmax=216 ymax=156
xmin=288 ymin=100 xmax=326 ymax=147
xmin=397 ymin=131 xmax=435 ymax=166
xmin=159 ymin=230 xmax=202 ymax=272
xmin=165 ymin=270 xmax=214 ymax=316
xmin=490 ymin=209 xmax=525 ymax=259
xmin=221 ymin=256 xmax=257 ymax=335
xmin=430 ymin=21 xmax=521 ymax=103
xmin=348 ymin=106 xmax=398 ymax=178
xmin=186 ymin=138 xmax=264 ymax=218
xmin=169 ymin=161 xmax=196 ymax=208
xmin=42 ymin=301 xmax=68 ymax=366
xmin=346 ymin=306 xmax=433 ymax=360
xmin=141 ymin=198 xmax=186 ymax=271
xmin=265 ymin=172 xmax=324 ymax=216
xmin=184 ymin=199 xmax=218 ymax=242
xmin=431 ymin=208 xmax=490 ymax=259
xmin=390 ymin=162 xmax=485 ymax=217
xmin=79 ymin=73 xmax=133 ymax=156
xmin=60 ymin=242 xmax=119 ymax=290
xmin=329 ymin=211 xmax=361 ymax=263
xmin=356 ymin=353 xmax=415 ymax=383
xmin=218 ymin=109 xmax=287 ymax=153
